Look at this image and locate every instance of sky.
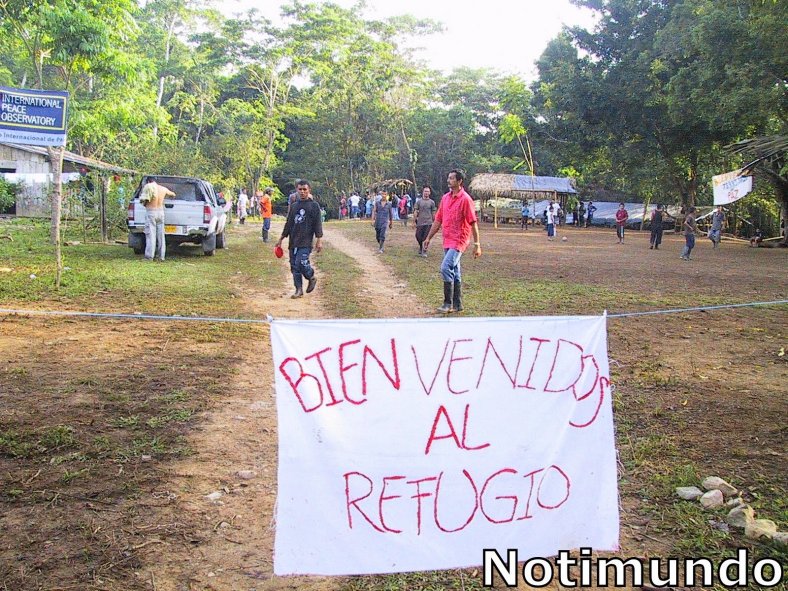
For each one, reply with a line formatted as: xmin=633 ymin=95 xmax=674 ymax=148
xmin=221 ymin=0 xmax=599 ymax=81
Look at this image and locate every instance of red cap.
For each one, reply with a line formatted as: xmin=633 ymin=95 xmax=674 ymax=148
xmin=274 ymin=245 xmax=284 ymax=258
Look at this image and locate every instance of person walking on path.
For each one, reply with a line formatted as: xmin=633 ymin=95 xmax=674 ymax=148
xmin=237 ymin=189 xmax=249 ymax=225
xmin=140 ymin=178 xmax=175 ymax=261
xmin=649 ymin=204 xmax=670 ymax=249
xmin=349 ymin=191 xmax=361 ymax=219
xmin=585 ymin=201 xmax=597 ymax=227
xmin=399 ymin=194 xmax=410 ymax=227
xmin=260 ymin=187 xmax=273 ymax=242
xmin=615 ymin=202 xmax=629 ymax=243
xmin=521 ymin=202 xmax=530 ymax=230
xmin=275 ymin=180 xmax=323 ymax=298
xmin=423 ymin=170 xmax=482 ymax=313
xmin=390 ymin=192 xmax=400 ymax=222
xmin=414 ymin=186 xmax=436 ymax=256
xmin=681 ymin=206 xmax=697 ymax=261
xmin=372 ymin=192 xmax=393 ymax=253
xmin=250 ymin=190 xmax=261 ymax=219
xmin=546 ymin=204 xmax=556 ymax=241
xmin=708 ymin=205 xmax=725 ymax=249
xmin=365 ymin=193 xmax=374 ymax=218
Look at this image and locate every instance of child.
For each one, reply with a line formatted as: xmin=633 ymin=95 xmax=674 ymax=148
xmin=750 ymin=228 xmax=763 ymax=247
xmin=615 ymin=202 xmax=629 ymax=243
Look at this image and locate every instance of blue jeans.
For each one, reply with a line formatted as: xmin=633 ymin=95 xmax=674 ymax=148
xmin=289 ymin=247 xmax=314 ymax=290
xmin=682 ymin=234 xmax=695 ymax=258
xmin=440 ymin=248 xmax=463 ymax=282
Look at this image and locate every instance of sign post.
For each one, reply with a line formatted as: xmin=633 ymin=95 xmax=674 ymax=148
xmin=0 ymin=86 xmax=69 ymax=146
xmin=0 ymin=86 xmax=70 ymax=285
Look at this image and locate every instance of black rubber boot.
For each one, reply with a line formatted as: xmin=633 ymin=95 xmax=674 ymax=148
xmin=453 ymin=281 xmax=463 ymax=312
xmin=437 ymin=281 xmax=454 ymax=313
xmin=262 ymin=228 xmax=269 ymax=242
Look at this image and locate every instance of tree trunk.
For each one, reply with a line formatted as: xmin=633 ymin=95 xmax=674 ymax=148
xmin=195 ymin=96 xmax=204 ymax=144
xmin=154 ymin=15 xmax=177 ymax=138
xmin=778 ymin=181 xmax=788 ymax=246
xmin=399 ymin=120 xmax=416 ymax=191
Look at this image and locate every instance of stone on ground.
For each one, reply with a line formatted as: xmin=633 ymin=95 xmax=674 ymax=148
xmin=676 ymin=486 xmax=704 ymax=501
xmin=701 ymin=476 xmax=737 ymax=497
xmin=699 ymin=489 xmax=724 ymax=509
xmin=745 ymin=519 xmax=778 ymax=540
xmin=726 ymin=504 xmax=755 ymax=529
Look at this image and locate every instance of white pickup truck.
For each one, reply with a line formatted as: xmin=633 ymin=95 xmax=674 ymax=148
xmin=127 ymin=175 xmax=228 ymax=256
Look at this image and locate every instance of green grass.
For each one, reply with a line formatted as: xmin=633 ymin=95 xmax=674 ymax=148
xmin=344 ymin=569 xmax=486 ymax=591
xmin=314 ymin=242 xmax=376 ymax=318
xmin=0 ymin=218 xmax=279 ymax=317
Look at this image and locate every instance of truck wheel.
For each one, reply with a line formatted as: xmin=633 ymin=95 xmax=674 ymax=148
xmin=216 ymin=231 xmax=226 ymax=249
xmin=129 ymin=233 xmax=145 ymax=255
xmin=202 ymin=233 xmax=216 ymax=256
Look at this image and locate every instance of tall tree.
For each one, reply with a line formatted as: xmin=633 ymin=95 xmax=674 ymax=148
xmin=0 ymin=0 xmax=138 ymax=285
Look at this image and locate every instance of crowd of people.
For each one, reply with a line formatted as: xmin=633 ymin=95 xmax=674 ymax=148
xmin=212 ymin=175 xmax=772 ymax=312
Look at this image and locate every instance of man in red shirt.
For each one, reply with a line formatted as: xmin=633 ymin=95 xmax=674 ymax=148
xmin=423 ymin=170 xmax=482 ymax=313
xmin=615 ymin=202 xmax=629 ymax=244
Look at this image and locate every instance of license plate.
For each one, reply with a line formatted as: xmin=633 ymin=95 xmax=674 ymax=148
xmin=164 ymin=225 xmax=177 ymax=234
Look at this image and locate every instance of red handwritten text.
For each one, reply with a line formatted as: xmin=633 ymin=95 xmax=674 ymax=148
xmin=343 ymin=464 xmax=571 ymax=535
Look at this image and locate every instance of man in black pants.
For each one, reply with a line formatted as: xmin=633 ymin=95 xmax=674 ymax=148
xmin=275 ymin=180 xmax=323 ymax=299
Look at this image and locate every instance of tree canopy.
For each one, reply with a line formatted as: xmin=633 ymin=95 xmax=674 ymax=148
xmin=1 ymin=0 xmax=785 ymax=231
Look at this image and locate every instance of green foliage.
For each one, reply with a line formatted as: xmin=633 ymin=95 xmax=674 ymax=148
xmin=0 ymin=0 xmax=784 ymax=231
xmin=0 ymin=178 xmax=18 ymax=212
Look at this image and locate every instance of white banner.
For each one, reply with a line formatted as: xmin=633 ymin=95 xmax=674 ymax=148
xmin=271 ymin=316 xmax=619 ymax=576
xmin=712 ymin=169 xmax=753 ymax=205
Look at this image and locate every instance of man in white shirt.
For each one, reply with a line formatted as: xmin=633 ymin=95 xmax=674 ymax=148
xmin=546 ymin=204 xmax=556 ymax=241
xmin=237 ymin=189 xmax=249 ymax=225
xmin=349 ymin=192 xmax=361 ymax=219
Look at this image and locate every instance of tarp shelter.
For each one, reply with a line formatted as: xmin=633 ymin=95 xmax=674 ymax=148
xmin=0 ymin=142 xmax=136 ymax=217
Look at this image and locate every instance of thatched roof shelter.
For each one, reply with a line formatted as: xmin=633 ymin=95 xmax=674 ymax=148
xmin=469 ymin=173 xmax=577 ymax=200
xmin=370 ymin=178 xmax=413 ymax=193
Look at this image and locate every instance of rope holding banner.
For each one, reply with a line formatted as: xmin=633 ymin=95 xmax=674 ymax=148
xmin=0 ymin=299 xmax=785 ymax=325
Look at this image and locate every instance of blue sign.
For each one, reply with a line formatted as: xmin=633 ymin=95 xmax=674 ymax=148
xmin=0 ymin=86 xmax=70 ymax=146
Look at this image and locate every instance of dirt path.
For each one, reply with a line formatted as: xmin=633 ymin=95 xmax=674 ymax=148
xmin=141 ymin=221 xmax=423 ymax=590
xmin=321 ymin=224 xmax=434 ymax=317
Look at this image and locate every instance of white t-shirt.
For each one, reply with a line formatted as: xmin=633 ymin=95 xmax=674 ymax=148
xmin=349 ymin=194 xmax=360 ymax=207
xmin=546 ymin=208 xmax=555 ymax=224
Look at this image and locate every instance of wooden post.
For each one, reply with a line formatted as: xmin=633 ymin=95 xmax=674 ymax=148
xmin=640 ymin=197 xmax=650 ymax=231
xmin=47 ymin=146 xmax=64 ymax=288
xmin=100 ymin=174 xmax=109 ymax=242
xmin=494 ymin=189 xmax=498 ymax=229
